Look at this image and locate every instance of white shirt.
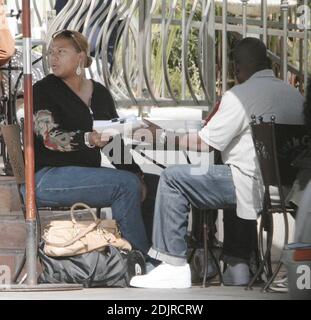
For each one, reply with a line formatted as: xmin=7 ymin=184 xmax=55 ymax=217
xmin=199 ymin=70 xmax=304 ymax=220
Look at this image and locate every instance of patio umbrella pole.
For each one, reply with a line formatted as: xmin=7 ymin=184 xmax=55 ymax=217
xmin=22 ymin=0 xmax=37 ymax=286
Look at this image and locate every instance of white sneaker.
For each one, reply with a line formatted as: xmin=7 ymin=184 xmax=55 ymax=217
xmin=130 ymin=263 xmax=191 ymax=289
xmin=270 ymin=276 xmax=288 ymax=293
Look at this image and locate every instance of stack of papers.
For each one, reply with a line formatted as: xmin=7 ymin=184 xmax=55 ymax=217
xmin=93 ymin=116 xmax=146 ymax=136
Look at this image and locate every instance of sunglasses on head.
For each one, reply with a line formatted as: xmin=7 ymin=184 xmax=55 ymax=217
xmin=52 ymin=30 xmax=82 ymax=52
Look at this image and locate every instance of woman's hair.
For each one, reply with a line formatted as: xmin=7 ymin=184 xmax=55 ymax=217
xmin=304 ymin=77 xmax=311 ymax=132
xmin=52 ymin=30 xmax=93 ymax=68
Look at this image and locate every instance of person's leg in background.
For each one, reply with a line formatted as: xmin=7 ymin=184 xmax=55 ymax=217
xmin=22 ymin=166 xmax=149 ymax=254
xmin=141 ymin=173 xmax=160 ymax=246
xmin=222 ymin=209 xmax=258 ymax=285
xmin=295 ymin=180 xmax=311 ymax=244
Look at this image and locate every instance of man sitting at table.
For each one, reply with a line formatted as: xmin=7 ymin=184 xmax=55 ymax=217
xmin=130 ymin=37 xmax=305 ymax=289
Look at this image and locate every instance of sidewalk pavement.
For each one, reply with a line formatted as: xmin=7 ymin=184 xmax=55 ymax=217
xmin=0 ymin=285 xmax=288 ymax=300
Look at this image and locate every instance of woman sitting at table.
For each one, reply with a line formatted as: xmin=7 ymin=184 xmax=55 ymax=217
xmin=24 ymin=30 xmax=150 ymax=254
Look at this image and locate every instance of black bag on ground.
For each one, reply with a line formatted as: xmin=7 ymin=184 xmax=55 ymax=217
xmin=38 ymin=243 xmax=146 ymax=288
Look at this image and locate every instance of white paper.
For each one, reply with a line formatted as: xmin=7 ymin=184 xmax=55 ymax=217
xmin=93 ymin=116 xmax=145 ymax=136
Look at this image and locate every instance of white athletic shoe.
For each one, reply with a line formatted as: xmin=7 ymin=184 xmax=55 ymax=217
xmin=130 ymin=263 xmax=191 ymax=289
xmin=269 ymin=276 xmax=288 ymax=293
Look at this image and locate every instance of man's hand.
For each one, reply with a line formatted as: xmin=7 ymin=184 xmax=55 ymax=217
xmin=88 ymin=130 xmax=112 ymax=148
xmin=132 ymin=118 xmax=163 ymax=147
xmin=141 ymin=118 xmax=162 ymax=130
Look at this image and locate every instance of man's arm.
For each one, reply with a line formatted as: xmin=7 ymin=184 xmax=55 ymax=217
xmin=163 ymin=131 xmax=212 ymax=152
xmin=134 ymin=119 xmax=213 ymax=152
xmin=177 ymin=132 xmax=213 ymax=152
xmin=0 ymin=1 xmax=15 ymax=66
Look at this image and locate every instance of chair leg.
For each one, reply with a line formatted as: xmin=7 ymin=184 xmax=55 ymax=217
xmin=12 ymin=249 xmax=26 ymax=284
xmin=261 ymin=213 xmax=274 ymax=278
xmin=208 ymin=245 xmax=223 ymax=284
xmin=187 ymin=248 xmax=196 ymax=264
xmin=263 ymin=211 xmax=289 ymax=292
xmin=264 ymin=215 xmax=274 ymax=279
xmin=202 ymin=212 xmax=209 ymax=287
xmin=262 ymin=261 xmax=283 ymax=292
xmin=96 ymin=208 xmax=101 ymax=219
xmin=247 ymin=218 xmax=264 ymax=289
xmin=202 ymin=211 xmax=223 ymax=287
xmin=246 ymin=214 xmax=273 ymax=289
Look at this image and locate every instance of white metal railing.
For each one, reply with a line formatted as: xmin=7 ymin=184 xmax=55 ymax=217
xmin=5 ymin=0 xmax=311 ymax=110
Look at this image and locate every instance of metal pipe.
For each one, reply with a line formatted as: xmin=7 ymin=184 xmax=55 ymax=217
xmin=32 ymin=0 xmax=42 ymax=27
xmin=222 ymin=0 xmax=228 ymax=93
xmin=161 ymin=0 xmax=166 ymax=98
xmin=281 ymin=0 xmax=289 ymax=82
xmin=22 ymin=0 xmax=37 ymax=286
xmin=262 ymin=0 xmax=267 ymax=44
xmin=162 ymin=0 xmax=178 ymax=104
xmin=241 ymin=0 xmax=249 ymax=38
xmin=303 ymin=0 xmax=308 ymax=90
xmin=213 ymin=21 xmax=310 ymax=39
xmin=181 ymin=0 xmax=186 ymax=100
xmin=142 ymin=0 xmax=159 ymax=106
xmin=121 ymin=0 xmax=139 ymax=105
xmin=183 ymin=0 xmax=199 ymax=104
xmin=198 ymin=0 xmax=212 ymax=105
xmin=25 ymin=220 xmax=37 ymax=285
xmin=137 ymin=0 xmax=146 ymax=97
xmin=207 ymin=0 xmax=216 ymax=106
xmin=100 ymin=0 xmax=117 ymax=87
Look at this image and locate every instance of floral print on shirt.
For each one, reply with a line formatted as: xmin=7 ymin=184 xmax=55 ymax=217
xmin=34 ymin=110 xmax=81 ymax=152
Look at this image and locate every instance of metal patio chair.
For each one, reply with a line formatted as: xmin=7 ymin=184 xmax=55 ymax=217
xmin=0 ymin=124 xmax=101 ymax=284
xmin=248 ymin=115 xmax=310 ymax=291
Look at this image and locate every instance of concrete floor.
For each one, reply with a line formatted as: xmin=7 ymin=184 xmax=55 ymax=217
xmin=0 ymin=285 xmax=288 ymax=300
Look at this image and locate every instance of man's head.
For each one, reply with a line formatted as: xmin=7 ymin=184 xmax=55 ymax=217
xmin=233 ymin=37 xmax=270 ymax=84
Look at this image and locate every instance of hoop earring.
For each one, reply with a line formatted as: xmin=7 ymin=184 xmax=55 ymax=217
xmin=76 ymin=63 xmax=82 ymax=76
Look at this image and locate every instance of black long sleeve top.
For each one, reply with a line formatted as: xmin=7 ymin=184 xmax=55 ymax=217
xmin=33 ymin=74 xmax=142 ymax=174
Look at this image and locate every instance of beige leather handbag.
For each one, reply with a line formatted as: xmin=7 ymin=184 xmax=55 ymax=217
xmin=43 ymin=203 xmax=132 ymax=257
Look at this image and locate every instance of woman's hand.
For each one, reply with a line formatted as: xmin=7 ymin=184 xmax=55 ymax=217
xmin=88 ymin=130 xmax=112 ymax=148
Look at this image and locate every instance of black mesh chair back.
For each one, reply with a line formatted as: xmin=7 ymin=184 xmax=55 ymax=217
xmin=251 ymin=116 xmax=309 ymax=211
xmin=248 ymin=116 xmax=310 ymax=291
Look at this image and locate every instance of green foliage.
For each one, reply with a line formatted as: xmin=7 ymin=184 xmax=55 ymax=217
xmin=150 ymin=1 xmax=203 ymax=100
xmin=149 ymin=0 xmax=311 ymax=100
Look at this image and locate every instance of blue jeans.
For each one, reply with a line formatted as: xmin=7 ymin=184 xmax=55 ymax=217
xmin=149 ymin=164 xmax=238 ymax=266
xmin=21 ymin=166 xmax=149 ymax=254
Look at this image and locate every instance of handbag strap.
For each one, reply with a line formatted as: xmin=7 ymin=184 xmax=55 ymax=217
xmin=70 ymin=202 xmax=99 ymax=224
